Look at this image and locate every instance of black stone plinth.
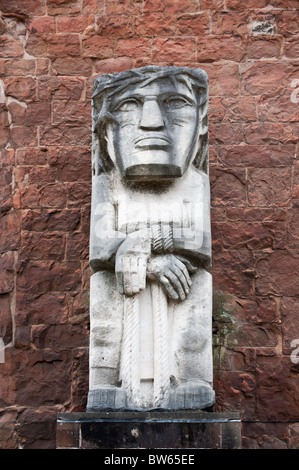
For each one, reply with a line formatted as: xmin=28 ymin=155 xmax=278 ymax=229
xmin=56 ymin=410 xmax=241 ymax=449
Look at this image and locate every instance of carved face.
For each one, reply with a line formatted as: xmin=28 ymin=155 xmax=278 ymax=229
xmin=105 ymin=77 xmax=200 ymax=180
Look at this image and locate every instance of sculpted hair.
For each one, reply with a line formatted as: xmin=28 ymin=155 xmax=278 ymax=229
xmin=91 ymin=66 xmax=209 ymax=176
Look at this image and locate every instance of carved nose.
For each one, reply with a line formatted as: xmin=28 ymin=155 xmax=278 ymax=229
xmin=139 ymin=100 xmax=164 ymax=130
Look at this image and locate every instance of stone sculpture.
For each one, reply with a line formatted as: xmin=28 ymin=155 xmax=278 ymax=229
xmin=87 ymin=66 xmax=215 ymax=411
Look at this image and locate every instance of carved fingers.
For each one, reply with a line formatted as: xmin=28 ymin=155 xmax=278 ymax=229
xmin=116 ymin=255 xmax=147 ymax=296
xmin=115 ymin=230 xmax=151 ymax=296
xmin=176 ymin=255 xmax=197 ymax=274
xmin=147 ymin=254 xmax=193 ymax=301
xmin=115 ymin=230 xmax=197 ymax=299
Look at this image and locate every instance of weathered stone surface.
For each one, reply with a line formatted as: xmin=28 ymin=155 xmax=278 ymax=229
xmin=242 ymin=422 xmax=290 ymax=449
xmin=255 ymin=251 xmax=299 ymax=296
xmin=0 ymin=410 xmax=18 ymax=449
xmin=280 ymin=297 xmax=299 ymax=355
xmin=152 ymin=38 xmax=197 ymax=62
xmin=0 ymin=0 xmax=297 ymax=450
xmin=0 ymin=0 xmax=45 ymax=17
xmin=47 ymin=0 xmax=81 ymax=16
xmin=21 ymin=208 xmax=81 ymax=232
xmin=57 ymin=16 xmax=89 ymax=33
xmin=0 ymin=252 xmax=15 ymax=294
xmin=38 ymin=76 xmax=85 ymax=100
xmin=210 ymin=168 xmax=247 ymax=206
xmin=88 ymin=66 xmax=213 ymax=411
xmin=202 ymin=63 xmax=240 ymax=97
xmin=0 ymin=294 xmax=13 ymax=344
xmin=82 ymin=36 xmax=114 ymax=59
xmin=212 ymin=249 xmax=254 ymax=296
xmin=15 ymin=292 xmax=68 ymax=326
xmin=248 ymin=168 xmax=292 ymax=207
xmin=51 ymin=57 xmax=92 ymax=76
xmin=255 ymin=356 xmax=299 ymax=421
xmin=115 ymin=38 xmax=151 ymax=59
xmin=4 ymin=77 xmax=36 ymax=101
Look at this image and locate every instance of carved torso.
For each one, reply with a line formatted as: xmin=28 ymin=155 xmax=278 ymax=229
xmin=87 ymin=66 xmax=215 ymax=411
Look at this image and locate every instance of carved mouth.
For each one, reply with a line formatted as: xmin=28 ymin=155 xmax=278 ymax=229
xmin=134 ymin=135 xmax=171 ymax=149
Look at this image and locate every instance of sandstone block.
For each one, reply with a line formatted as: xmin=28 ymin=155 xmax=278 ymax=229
xmin=0 ymin=411 xmax=17 ymax=448
xmin=4 ymin=77 xmax=36 ymax=101
xmin=67 ymin=182 xmax=91 ymax=207
xmin=82 ymin=36 xmax=114 ymax=59
xmin=51 ymin=57 xmax=93 ymax=76
xmin=25 ymin=34 xmax=47 ymax=57
xmin=47 ymin=0 xmax=81 ymax=16
xmin=10 ymin=126 xmax=38 ymax=148
xmin=66 ymin=233 xmax=89 ymax=261
xmin=97 ymin=15 xmax=134 ymax=37
xmin=255 ymin=251 xmax=299 ymax=296
xmin=152 ymin=37 xmax=197 ymax=62
xmin=17 ymin=260 xmax=81 ymax=293
xmin=202 ymin=63 xmax=239 ymax=96
xmin=0 ymin=36 xmax=24 ymax=58
xmin=212 ymin=11 xmax=249 ymax=35
xmin=212 ymin=249 xmax=254 ymax=296
xmin=52 ymin=100 xmax=91 ymax=126
xmin=38 ymin=76 xmax=85 ymax=100
xmin=280 ymin=297 xmax=299 ymax=355
xmin=0 ymin=252 xmax=15 ymax=294
xmin=219 ymin=144 xmax=295 ymax=168
xmin=47 ymin=34 xmax=81 ymax=58
xmin=0 ymin=211 xmax=20 ymax=254
xmin=0 ymin=0 xmax=45 ymax=16
xmin=247 ymin=37 xmax=282 ymax=59
xmin=0 ymin=58 xmax=36 ymax=76
xmin=20 ymin=232 xmax=66 ymax=261
xmin=57 ymin=16 xmax=89 ymax=33
xmin=226 ymin=0 xmax=270 ymax=9
xmin=105 ymin=0 xmax=143 ymax=15
xmin=0 ymin=167 xmax=13 ymax=215
xmin=0 ymin=294 xmax=13 ymax=344
xmin=39 ymin=125 xmax=91 ymax=147
xmin=28 ymin=17 xmax=56 ymax=34
xmin=241 ymin=62 xmax=287 ymax=95
xmin=95 ymin=57 xmax=135 ymax=74
xmin=115 ymin=38 xmax=151 ymax=58
xmin=197 ymin=36 xmax=244 ymax=62
xmin=164 ymin=0 xmax=199 ymax=13
xmin=255 ymin=356 xmax=299 ymax=421
xmin=210 ymin=168 xmax=246 ymax=207
xmin=82 ymin=0 xmax=105 ymax=14
xmin=135 ymin=13 xmax=177 ymax=36
xmin=176 ymin=12 xmax=210 ymax=35
xmin=248 ymin=167 xmax=292 ymax=207
xmin=15 ymin=292 xmax=68 ymax=326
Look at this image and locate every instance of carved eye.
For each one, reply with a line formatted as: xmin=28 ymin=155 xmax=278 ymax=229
xmin=113 ymin=98 xmax=140 ymax=112
xmin=164 ymin=96 xmax=191 ymax=109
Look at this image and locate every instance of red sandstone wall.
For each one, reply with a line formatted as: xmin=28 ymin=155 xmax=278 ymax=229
xmin=0 ymin=0 xmax=298 ymax=449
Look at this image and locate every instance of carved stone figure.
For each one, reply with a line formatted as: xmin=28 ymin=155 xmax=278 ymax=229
xmin=87 ymin=66 xmax=215 ymax=411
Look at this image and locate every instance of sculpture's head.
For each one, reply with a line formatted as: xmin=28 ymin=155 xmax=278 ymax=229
xmin=92 ymin=66 xmax=209 ymax=181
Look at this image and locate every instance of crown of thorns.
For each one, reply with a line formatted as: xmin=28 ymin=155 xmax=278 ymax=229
xmin=91 ymin=66 xmax=209 ymax=175
xmin=92 ymin=66 xmax=208 ymax=129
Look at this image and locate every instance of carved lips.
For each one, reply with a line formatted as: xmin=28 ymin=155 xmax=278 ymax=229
xmin=133 ymin=134 xmax=171 ymax=149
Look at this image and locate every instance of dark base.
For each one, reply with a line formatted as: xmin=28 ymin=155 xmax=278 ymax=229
xmin=87 ymin=384 xmax=215 ymax=411
xmin=56 ymin=410 xmax=241 ymax=449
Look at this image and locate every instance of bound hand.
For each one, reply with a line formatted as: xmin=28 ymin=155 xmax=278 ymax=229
xmin=147 ymin=254 xmax=196 ymax=301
